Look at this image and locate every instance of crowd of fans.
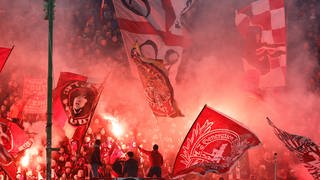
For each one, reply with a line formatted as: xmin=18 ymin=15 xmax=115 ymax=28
xmin=0 ymin=0 xmax=320 ymax=179
xmin=296 ymin=0 xmax=320 ymax=93
xmin=63 ymin=0 xmax=126 ymax=69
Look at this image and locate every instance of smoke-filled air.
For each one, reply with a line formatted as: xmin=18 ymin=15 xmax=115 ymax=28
xmin=0 ymin=0 xmax=319 ymax=179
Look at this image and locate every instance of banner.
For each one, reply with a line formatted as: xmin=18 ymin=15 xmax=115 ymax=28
xmin=172 ymin=105 xmax=260 ymax=177
xmin=131 ymin=45 xmax=182 ymax=117
xmin=0 ymin=118 xmax=32 ymax=179
xmin=112 ymin=0 xmax=194 ymax=117
xmin=235 ymin=0 xmax=286 ymax=88
xmin=0 ymin=46 xmax=13 ymax=73
xmin=53 ymin=72 xmax=102 ymax=152
xmin=22 ymin=78 xmax=47 ymax=114
xmin=113 ymin=0 xmax=193 ymax=83
xmin=268 ymin=118 xmax=320 ymax=179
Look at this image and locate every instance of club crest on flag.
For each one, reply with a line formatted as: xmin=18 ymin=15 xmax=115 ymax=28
xmin=181 ymin=120 xmax=242 ymax=168
xmin=60 ymin=81 xmax=98 ymax=126
xmin=172 ymin=105 xmax=260 ymax=177
xmin=0 ymin=123 xmax=13 ymax=166
xmin=131 ymin=43 xmax=182 ymax=117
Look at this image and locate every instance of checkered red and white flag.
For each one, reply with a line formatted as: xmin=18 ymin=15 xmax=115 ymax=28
xmin=235 ymin=0 xmax=286 ymax=89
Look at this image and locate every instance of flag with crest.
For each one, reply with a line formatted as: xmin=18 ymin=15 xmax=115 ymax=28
xmin=267 ymin=118 xmax=320 ymax=179
xmin=0 ymin=118 xmax=33 ymax=179
xmin=235 ymin=0 xmax=286 ymax=89
xmin=172 ymin=105 xmax=260 ymax=177
xmin=53 ymin=72 xmax=102 ymax=152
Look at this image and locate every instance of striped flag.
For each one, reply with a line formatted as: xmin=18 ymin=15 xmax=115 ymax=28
xmin=0 ymin=46 xmax=13 ymax=73
xmin=235 ymin=0 xmax=286 ymax=89
xmin=267 ymin=118 xmax=320 ymax=179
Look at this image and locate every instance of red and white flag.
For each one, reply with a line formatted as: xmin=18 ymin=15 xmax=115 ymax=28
xmin=268 ymin=118 xmax=320 ymax=179
xmin=113 ymin=0 xmax=193 ymax=117
xmin=172 ymin=105 xmax=260 ymax=177
xmin=113 ymin=0 xmax=193 ymax=83
xmin=130 ymin=45 xmax=183 ymax=117
xmin=0 ymin=46 xmax=13 ymax=73
xmin=0 ymin=118 xmax=33 ymax=180
xmin=235 ymin=0 xmax=286 ymax=89
xmin=53 ymin=72 xmax=102 ymax=152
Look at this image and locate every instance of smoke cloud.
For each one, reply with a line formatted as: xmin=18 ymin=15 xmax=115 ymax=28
xmin=0 ymin=0 xmax=318 ymax=179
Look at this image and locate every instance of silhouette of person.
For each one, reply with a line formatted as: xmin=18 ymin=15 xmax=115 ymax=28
xmin=90 ymin=139 xmax=102 ymax=178
xmin=123 ymin=151 xmax=139 ymax=177
xmin=138 ymin=144 xmax=163 ymax=178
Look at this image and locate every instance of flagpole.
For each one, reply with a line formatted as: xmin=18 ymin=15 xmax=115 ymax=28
xmin=45 ymin=0 xmax=54 ymax=179
xmin=274 ymin=152 xmax=277 ymax=180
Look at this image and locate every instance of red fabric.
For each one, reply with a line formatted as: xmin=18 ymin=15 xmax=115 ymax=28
xmin=0 ymin=47 xmax=13 ymax=73
xmin=131 ymin=52 xmax=183 ymax=117
xmin=0 ymin=118 xmax=32 ymax=179
xmin=53 ymin=72 xmax=101 ymax=153
xmin=117 ymin=18 xmax=184 ymax=46
xmin=172 ymin=105 xmax=260 ymax=177
xmin=113 ymin=0 xmax=195 ymax=117
xmin=53 ymin=72 xmax=87 ymax=128
xmin=235 ymin=0 xmax=286 ymax=88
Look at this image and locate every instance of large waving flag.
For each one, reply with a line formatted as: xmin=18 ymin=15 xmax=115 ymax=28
xmin=0 ymin=46 xmax=14 ymax=73
xmin=267 ymin=118 xmax=320 ymax=179
xmin=53 ymin=72 xmax=102 ymax=153
xmin=172 ymin=105 xmax=260 ymax=178
xmin=113 ymin=0 xmax=193 ymax=117
xmin=235 ymin=0 xmax=286 ymax=89
xmin=0 ymin=118 xmax=33 ymax=180
xmin=131 ymin=44 xmax=182 ymax=117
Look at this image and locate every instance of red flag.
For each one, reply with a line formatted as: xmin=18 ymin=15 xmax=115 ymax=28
xmin=235 ymin=0 xmax=286 ymax=89
xmin=0 ymin=118 xmax=32 ymax=179
xmin=131 ymin=45 xmax=183 ymax=117
xmin=53 ymin=72 xmax=102 ymax=152
xmin=0 ymin=46 xmax=13 ymax=73
xmin=172 ymin=105 xmax=260 ymax=177
xmin=267 ymin=118 xmax=320 ymax=179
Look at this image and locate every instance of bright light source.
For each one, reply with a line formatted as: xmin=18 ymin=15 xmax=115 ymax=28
xmin=111 ymin=121 xmax=123 ymax=137
xmin=20 ymin=154 xmax=30 ymax=167
xmin=102 ymin=114 xmax=124 ymax=138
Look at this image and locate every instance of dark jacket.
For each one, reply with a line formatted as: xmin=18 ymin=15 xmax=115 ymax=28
xmin=123 ymin=158 xmax=139 ymax=177
xmin=90 ymin=146 xmax=102 ymax=165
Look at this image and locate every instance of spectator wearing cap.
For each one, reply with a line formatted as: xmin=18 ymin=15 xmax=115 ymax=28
xmin=123 ymin=151 xmax=139 ymax=177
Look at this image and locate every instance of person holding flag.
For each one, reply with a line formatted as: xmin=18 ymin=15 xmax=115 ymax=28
xmin=138 ymin=144 xmax=164 ymax=178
